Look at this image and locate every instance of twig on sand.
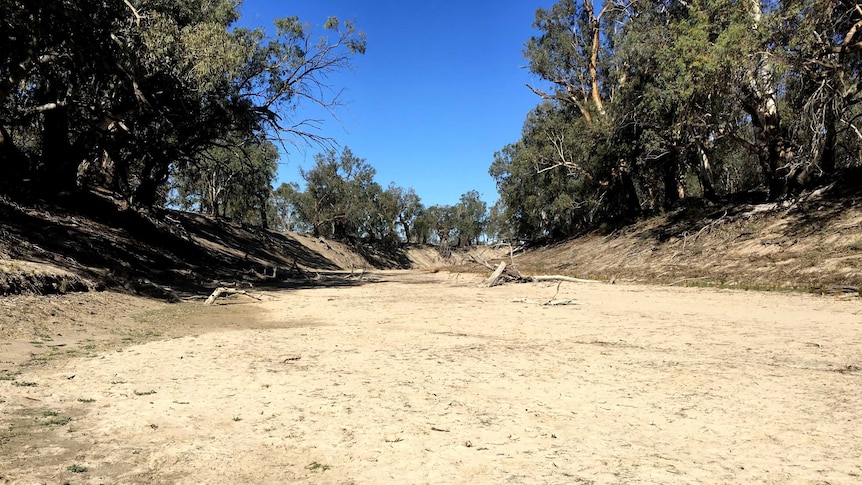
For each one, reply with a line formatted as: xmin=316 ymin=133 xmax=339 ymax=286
xmin=512 ymin=298 xmax=581 ymax=306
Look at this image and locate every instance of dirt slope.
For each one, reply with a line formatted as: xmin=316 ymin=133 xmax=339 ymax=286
xmin=0 ymin=194 xmax=493 ymax=299
xmin=516 ymin=182 xmax=862 ymax=294
xmin=4 ymin=176 xmax=861 ymax=300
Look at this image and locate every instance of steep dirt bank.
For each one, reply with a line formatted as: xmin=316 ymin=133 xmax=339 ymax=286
xmin=4 ymin=179 xmax=862 ymax=300
xmin=516 ymin=183 xmax=862 ymax=294
xmin=0 ymin=195 xmax=495 ymax=298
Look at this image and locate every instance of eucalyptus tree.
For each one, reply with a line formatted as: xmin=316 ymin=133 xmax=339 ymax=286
xmin=490 ymin=103 xmax=600 ymax=242
xmin=0 ymin=0 xmax=365 ymax=209
xmin=524 ymin=0 xmax=641 ymax=219
xmin=422 ymin=205 xmax=457 ymax=247
xmin=615 ymin=0 xmax=759 ymax=206
xmin=272 ymin=182 xmax=305 ymax=232
xmin=411 ymin=207 xmax=435 ymax=244
xmin=392 ymin=186 xmax=424 ymax=243
xmin=364 ymin=183 xmax=401 ymax=243
xmin=171 ymin=135 xmax=277 ymax=223
xmin=452 ymin=190 xmax=488 ymax=246
xmin=775 ymin=0 xmax=862 ymax=181
xmin=287 ymin=147 xmax=379 ymax=239
xmin=485 ymin=200 xmax=515 ymax=244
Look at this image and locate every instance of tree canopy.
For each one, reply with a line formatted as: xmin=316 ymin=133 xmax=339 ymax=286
xmin=495 ymin=0 xmax=862 ymax=243
xmin=0 ymin=0 xmax=365 ymax=212
xmin=274 ymin=147 xmax=490 ymax=246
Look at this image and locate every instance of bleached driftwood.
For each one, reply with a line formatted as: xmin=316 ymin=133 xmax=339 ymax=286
xmin=204 ymin=287 xmax=262 ymax=305
xmin=479 ymin=261 xmax=508 ymax=287
xmin=476 ymin=244 xmax=597 ymax=287
xmin=479 ymin=264 xmax=600 ymax=288
xmin=512 ymin=297 xmax=581 ymax=306
xmin=527 ymin=275 xmax=600 ymax=284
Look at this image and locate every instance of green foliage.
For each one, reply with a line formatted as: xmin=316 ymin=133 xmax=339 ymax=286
xmin=422 ymin=204 xmax=457 ymax=245
xmin=392 ymin=186 xmax=424 ymax=243
xmin=170 ymin=136 xmax=278 ymax=227
xmin=491 ymin=102 xmax=625 ymax=242
xmin=279 ymin=148 xmax=490 ymax=246
xmin=485 ymin=200 xmax=514 ymax=243
xmin=453 ymin=190 xmax=488 ymax=246
xmin=0 ymin=1 xmax=365 ymax=210
xmin=414 ymin=193 xmax=489 ymax=247
xmin=500 ymin=0 xmax=862 ymax=242
xmin=299 ymin=147 xmax=377 ymax=238
xmin=280 ymin=147 xmax=401 ymax=241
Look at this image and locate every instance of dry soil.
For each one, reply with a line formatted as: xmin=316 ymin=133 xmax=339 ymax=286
xmin=1 ymin=270 xmax=861 ymax=484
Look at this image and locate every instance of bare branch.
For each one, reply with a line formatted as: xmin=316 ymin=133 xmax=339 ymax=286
xmin=123 ymin=0 xmax=142 ymax=25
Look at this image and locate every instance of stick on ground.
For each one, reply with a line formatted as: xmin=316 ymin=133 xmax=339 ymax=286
xmin=204 ymin=287 xmax=263 ymax=305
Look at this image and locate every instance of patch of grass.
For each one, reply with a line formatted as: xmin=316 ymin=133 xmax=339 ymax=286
xmin=740 ymin=221 xmax=763 ymax=234
xmin=43 ymin=410 xmax=59 ymax=417
xmin=232 ymin=416 xmax=242 ymax=422
xmin=27 ymin=355 xmax=50 ymax=364
xmin=305 ymin=462 xmax=330 ymax=472
xmin=673 ymin=278 xmax=807 ymax=294
xmin=45 ymin=416 xmax=72 ymax=426
xmin=77 ymin=397 xmax=96 ymax=403
xmin=110 ymin=380 xmax=127 ymax=385
xmin=67 ymin=464 xmax=87 ymax=473
xmin=12 ymin=381 xmax=37 ymax=387
xmin=134 ymin=389 xmax=156 ymax=396
xmin=0 ymin=375 xmax=17 ymax=381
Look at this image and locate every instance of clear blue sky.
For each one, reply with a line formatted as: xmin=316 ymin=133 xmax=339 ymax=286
xmin=238 ymin=1 xmax=552 ymax=207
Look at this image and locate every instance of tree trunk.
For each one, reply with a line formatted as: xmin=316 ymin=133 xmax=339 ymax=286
xmin=820 ymin=106 xmax=837 ymax=176
xmin=661 ymin=150 xmax=682 ymax=209
xmin=584 ymin=0 xmax=607 ymax=116
xmin=40 ymin=103 xmax=80 ymax=196
xmin=746 ymin=102 xmax=792 ymax=199
xmin=400 ymin=220 xmax=411 ymax=243
xmin=613 ymin=159 xmax=641 ymax=218
xmin=0 ymin=124 xmax=29 ymax=192
xmin=258 ymin=194 xmax=269 ymax=229
xmin=132 ymin=156 xmax=170 ymax=208
xmin=746 ymin=0 xmax=792 ymax=200
xmin=696 ymin=140 xmax=718 ymax=201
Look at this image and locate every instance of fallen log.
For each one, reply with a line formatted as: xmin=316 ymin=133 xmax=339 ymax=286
xmin=479 ymin=261 xmax=508 ymax=287
xmin=204 ymin=287 xmax=263 ymax=305
xmin=469 ymin=254 xmax=497 ymax=271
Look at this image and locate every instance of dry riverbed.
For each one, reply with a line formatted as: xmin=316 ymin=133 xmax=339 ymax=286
xmin=1 ymin=270 xmax=861 ymax=484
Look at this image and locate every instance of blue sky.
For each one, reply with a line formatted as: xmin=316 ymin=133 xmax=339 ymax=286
xmin=238 ymin=1 xmax=553 ymax=207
